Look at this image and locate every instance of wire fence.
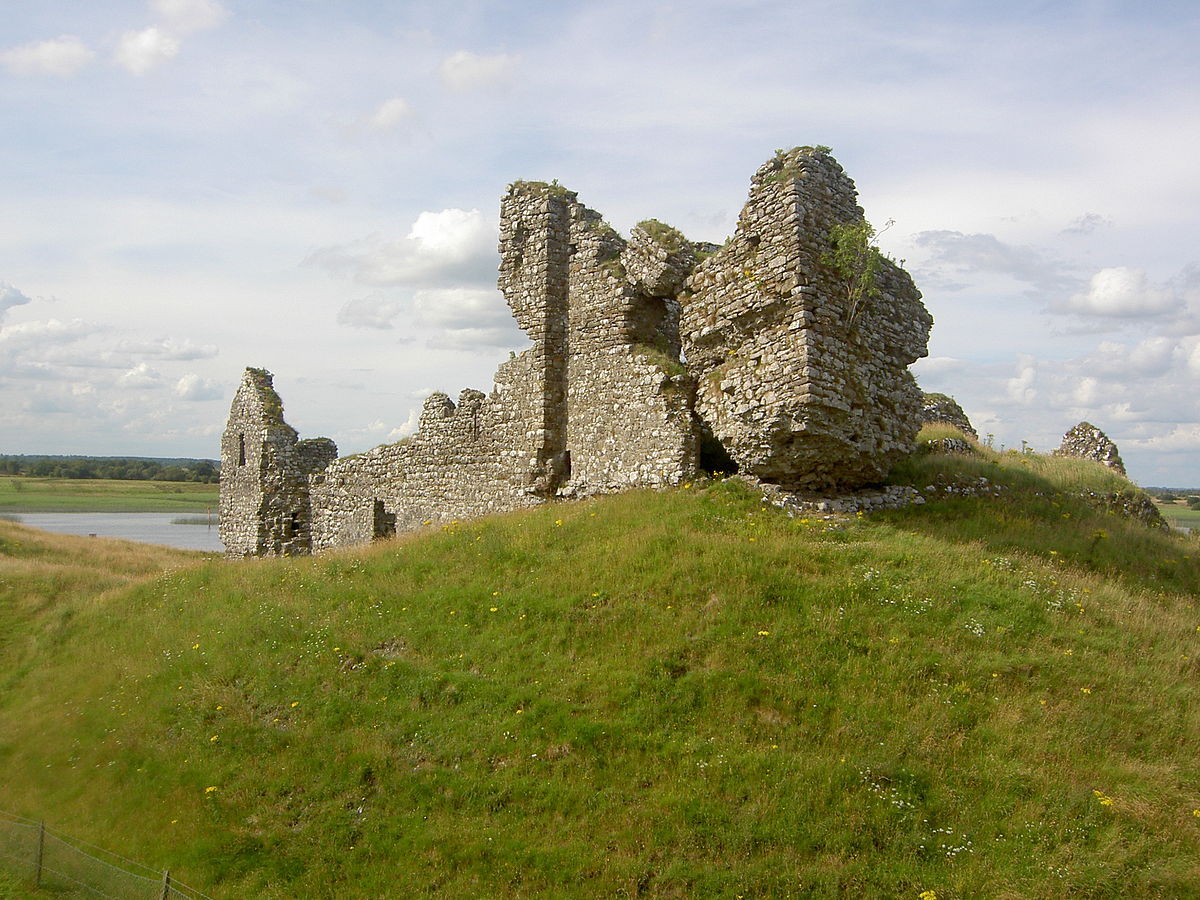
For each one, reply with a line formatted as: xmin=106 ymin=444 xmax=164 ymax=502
xmin=0 ymin=810 xmax=214 ymax=899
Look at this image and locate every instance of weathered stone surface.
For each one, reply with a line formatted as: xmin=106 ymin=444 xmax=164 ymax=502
xmin=679 ymin=147 xmax=932 ymax=491
xmin=223 ymin=183 xmax=699 ymax=556
xmin=920 ymin=392 xmax=977 ymax=439
xmin=219 ymin=368 xmax=337 ymax=557
xmin=221 ymin=146 xmax=934 ymax=555
xmin=1054 ymin=421 xmax=1126 ymax=477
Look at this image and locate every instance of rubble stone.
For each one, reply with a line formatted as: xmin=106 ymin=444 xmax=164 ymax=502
xmin=1054 ymin=422 xmax=1127 ymax=477
xmin=920 ymin=392 xmax=977 ymax=439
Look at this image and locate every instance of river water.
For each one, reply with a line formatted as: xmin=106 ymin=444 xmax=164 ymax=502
xmin=3 ymin=512 xmax=223 ymax=552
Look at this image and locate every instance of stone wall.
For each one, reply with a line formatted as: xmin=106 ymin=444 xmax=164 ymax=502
xmin=920 ymin=392 xmax=977 ymax=439
xmin=1054 ymin=421 xmax=1127 ymax=477
xmin=219 ymin=368 xmax=337 ymax=557
xmin=221 ymin=147 xmax=933 ymax=555
xmin=678 ymin=147 xmax=932 ymax=491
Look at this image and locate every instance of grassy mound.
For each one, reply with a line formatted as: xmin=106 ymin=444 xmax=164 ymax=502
xmin=1 ymin=444 xmax=1199 ymax=898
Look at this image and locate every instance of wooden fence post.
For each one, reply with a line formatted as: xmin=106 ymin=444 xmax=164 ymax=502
xmin=34 ymin=822 xmax=44 ymax=887
xmin=160 ymin=869 xmax=172 ymax=899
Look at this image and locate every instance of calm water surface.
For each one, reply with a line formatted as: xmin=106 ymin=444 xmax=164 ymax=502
xmin=6 ymin=512 xmax=223 ymax=552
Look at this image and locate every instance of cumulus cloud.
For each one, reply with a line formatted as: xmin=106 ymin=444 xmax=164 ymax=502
xmin=115 ymin=27 xmax=179 ymax=75
xmin=0 ymin=318 xmax=98 ymax=353
xmin=368 ymin=97 xmax=414 ymax=130
xmin=1005 ymin=354 xmax=1037 ymax=405
xmin=337 ymin=295 xmax=405 ymax=329
xmin=1059 ymin=267 xmax=1180 ymax=317
xmin=116 ymin=336 xmax=218 ymax=360
xmin=0 ymin=282 xmax=33 ymax=320
xmin=308 ymin=208 xmax=496 ymax=287
xmin=118 ymin=362 xmax=163 ymax=389
xmin=1128 ymin=424 xmax=1200 ymax=453
xmin=0 ymin=35 xmax=94 ymax=77
xmin=151 ymin=0 xmax=228 ymax=34
xmin=174 ymin=372 xmax=222 ymax=401
xmin=438 ymin=50 xmax=519 ymax=91
xmin=912 ymin=230 xmax=1073 ymax=294
xmin=412 ymin=288 xmax=511 ymax=330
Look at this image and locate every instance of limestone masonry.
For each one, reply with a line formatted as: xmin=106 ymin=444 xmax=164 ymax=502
xmin=1054 ymin=421 xmax=1127 ymax=477
xmin=920 ymin=392 xmax=977 ymax=440
xmin=220 ymin=147 xmax=933 ymax=557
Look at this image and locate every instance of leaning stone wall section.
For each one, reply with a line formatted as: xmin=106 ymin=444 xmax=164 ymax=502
xmin=680 ymin=147 xmax=932 ymax=490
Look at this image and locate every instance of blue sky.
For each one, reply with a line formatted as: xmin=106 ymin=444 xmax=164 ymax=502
xmin=3 ymin=0 xmax=1199 ymax=485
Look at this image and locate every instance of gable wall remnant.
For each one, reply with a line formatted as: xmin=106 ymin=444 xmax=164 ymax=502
xmin=220 ymin=147 xmax=933 ymax=556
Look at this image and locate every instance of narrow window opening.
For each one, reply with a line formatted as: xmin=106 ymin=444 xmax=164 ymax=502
xmin=238 ymin=433 xmax=246 ymax=466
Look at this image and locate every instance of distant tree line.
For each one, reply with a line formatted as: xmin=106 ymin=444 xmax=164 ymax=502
xmin=0 ymin=455 xmax=219 ymax=483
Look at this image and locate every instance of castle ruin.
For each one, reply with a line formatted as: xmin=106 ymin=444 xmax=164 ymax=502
xmin=220 ymin=147 xmax=933 ymax=557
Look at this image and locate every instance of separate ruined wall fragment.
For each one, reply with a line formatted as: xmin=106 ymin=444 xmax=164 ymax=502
xmin=921 ymin=392 xmax=978 ymax=439
xmin=679 ymin=147 xmax=933 ymax=490
xmin=1054 ymin=421 xmax=1127 ymax=477
xmin=219 ymin=368 xmax=337 ymax=557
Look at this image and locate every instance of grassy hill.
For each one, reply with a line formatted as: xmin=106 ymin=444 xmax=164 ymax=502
xmin=1 ymin=435 xmax=1198 ymax=898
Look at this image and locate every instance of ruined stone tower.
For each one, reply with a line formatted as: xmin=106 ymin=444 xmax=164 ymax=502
xmin=218 ymin=368 xmax=337 ymax=556
xmin=220 ymin=147 xmax=934 ymax=556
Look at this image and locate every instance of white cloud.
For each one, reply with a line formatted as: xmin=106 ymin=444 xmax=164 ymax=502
xmin=151 ymin=0 xmax=228 ymax=34
xmin=0 ymin=318 xmax=98 ymax=353
xmin=0 ymin=282 xmax=33 ymax=320
xmin=1005 ymin=354 xmax=1037 ymax=405
xmin=412 ymin=288 xmax=511 ymax=330
xmin=438 ymin=50 xmax=519 ymax=91
xmin=390 ymin=407 xmax=420 ymax=440
xmin=1060 ymin=267 xmax=1180 ymax=318
xmin=118 ymin=362 xmax=163 ymax=389
xmin=115 ymin=27 xmax=180 ymax=75
xmin=0 ymin=35 xmax=94 ymax=77
xmin=368 ymin=97 xmax=414 ymax=130
xmin=116 ymin=337 xmax=218 ymax=360
xmin=174 ymin=372 xmax=222 ymax=400
xmin=912 ymin=230 xmax=1073 ymax=294
xmin=337 ymin=295 xmax=404 ymax=329
xmin=1128 ymin=424 xmax=1200 ymax=453
xmin=308 ymin=208 xmax=496 ymax=287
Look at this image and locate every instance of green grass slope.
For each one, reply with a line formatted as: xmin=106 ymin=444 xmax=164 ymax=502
xmin=1 ymin=443 xmax=1199 ymax=898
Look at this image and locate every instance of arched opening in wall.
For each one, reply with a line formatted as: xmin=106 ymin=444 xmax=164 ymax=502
xmin=238 ymin=434 xmax=246 ymax=466
xmin=697 ymin=420 xmax=738 ymax=476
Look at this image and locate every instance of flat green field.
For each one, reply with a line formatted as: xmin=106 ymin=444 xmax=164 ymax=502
xmin=1155 ymin=501 xmax=1200 ymax=530
xmin=0 ymin=476 xmax=219 ymax=513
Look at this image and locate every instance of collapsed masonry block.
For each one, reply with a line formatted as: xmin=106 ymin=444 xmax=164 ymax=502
xmin=679 ymin=147 xmax=932 ymax=491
